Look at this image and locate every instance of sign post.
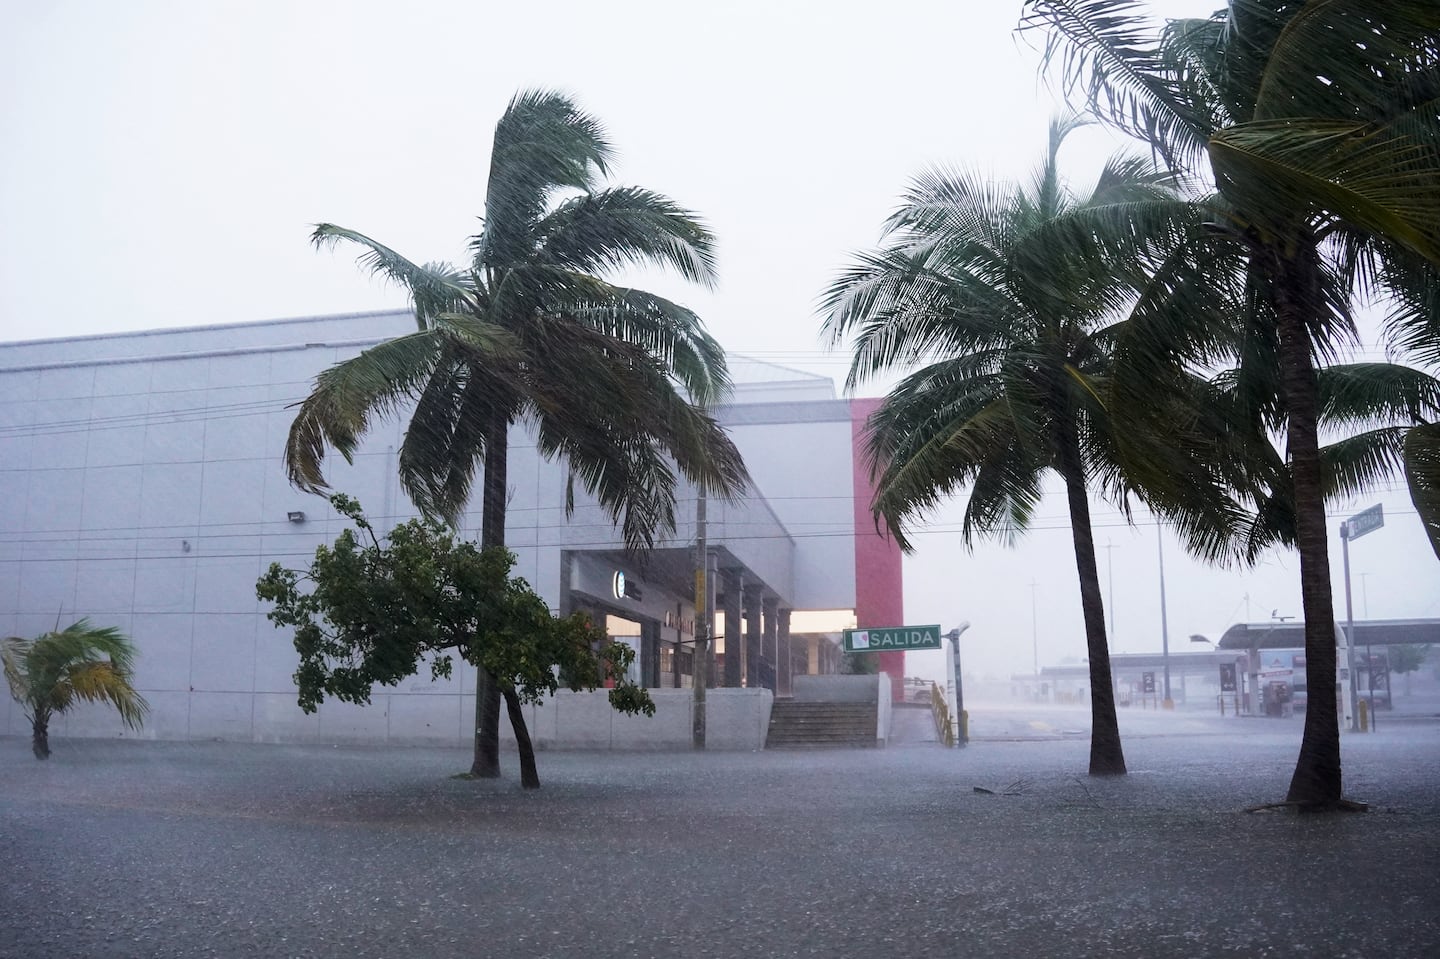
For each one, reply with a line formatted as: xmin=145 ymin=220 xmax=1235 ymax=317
xmin=1342 ymin=504 xmax=1383 ymax=731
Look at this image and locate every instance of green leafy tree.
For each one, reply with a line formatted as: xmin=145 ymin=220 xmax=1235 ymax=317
xmin=3 ymin=620 xmax=149 ymax=760
xmin=284 ymin=89 xmax=748 ymax=779
xmin=1388 ymin=644 xmax=1432 ymax=696
xmin=1025 ymin=0 xmax=1440 ymax=805
xmin=822 ymin=118 xmax=1240 ymax=776
xmin=257 ymin=496 xmax=653 ymax=789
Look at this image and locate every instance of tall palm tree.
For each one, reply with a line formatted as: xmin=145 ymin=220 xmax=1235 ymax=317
xmin=1024 ymin=0 xmax=1440 ymax=804
xmin=822 ymin=118 xmax=1239 ymax=776
xmin=3 ymin=620 xmax=149 ymax=760
xmin=286 ymin=89 xmax=749 ymax=779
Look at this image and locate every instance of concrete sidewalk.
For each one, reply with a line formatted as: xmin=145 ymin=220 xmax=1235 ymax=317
xmin=2 ymin=726 xmax=1437 ymax=958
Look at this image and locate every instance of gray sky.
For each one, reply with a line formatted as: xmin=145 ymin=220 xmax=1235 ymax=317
xmin=4 ymin=1 xmax=1436 ymax=680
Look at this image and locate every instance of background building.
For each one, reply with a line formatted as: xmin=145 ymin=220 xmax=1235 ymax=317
xmin=0 ymin=311 xmax=904 ymax=745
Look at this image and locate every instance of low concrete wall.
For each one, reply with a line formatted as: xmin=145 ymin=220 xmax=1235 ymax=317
xmin=34 ymin=686 xmax=774 ymax=752
xmin=792 ymin=674 xmax=880 ymax=703
xmin=503 ymin=688 xmax=773 ymax=752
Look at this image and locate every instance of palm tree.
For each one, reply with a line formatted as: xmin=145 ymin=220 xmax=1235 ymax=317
xmin=822 ymin=118 xmax=1239 ymax=776
xmin=1024 ymin=0 xmax=1440 ymax=804
xmin=3 ymin=620 xmax=149 ymax=760
xmin=285 ymin=89 xmax=749 ymax=781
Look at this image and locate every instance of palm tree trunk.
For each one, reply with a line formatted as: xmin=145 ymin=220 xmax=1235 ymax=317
xmin=1274 ymin=250 xmax=1343 ymax=806
xmin=503 ymin=688 xmax=540 ymax=789
xmin=31 ymin=711 xmax=50 ymax=760
xmin=1056 ymin=427 xmax=1126 ymax=776
xmin=470 ymin=408 xmax=510 ymax=779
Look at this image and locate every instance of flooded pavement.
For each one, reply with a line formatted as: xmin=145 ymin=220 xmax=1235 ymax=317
xmin=2 ymin=716 xmax=1436 ymax=958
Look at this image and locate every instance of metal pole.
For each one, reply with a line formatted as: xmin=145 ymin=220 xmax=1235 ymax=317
xmin=948 ymin=624 xmax=969 ymax=746
xmin=1103 ymin=541 xmax=1116 ymax=649
xmin=692 ymin=488 xmax=708 ymax=749
xmin=1029 ymin=580 xmax=1039 ymax=699
xmin=1157 ymin=524 xmax=1172 ymax=707
xmin=1341 ymin=522 xmax=1360 ymax=730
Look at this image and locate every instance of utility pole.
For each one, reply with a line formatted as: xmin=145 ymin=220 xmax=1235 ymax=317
xmin=692 ymin=487 xmax=708 ymax=749
xmin=1102 ymin=541 xmax=1116 ymax=649
xmin=1029 ymin=580 xmax=1039 ymax=698
xmin=1157 ymin=524 xmax=1172 ymax=708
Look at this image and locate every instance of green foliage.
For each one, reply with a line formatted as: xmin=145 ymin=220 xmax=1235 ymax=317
xmin=840 ymin=651 xmax=879 ymax=676
xmin=286 ymin=88 xmax=748 ymax=552
xmin=256 ymin=495 xmax=654 ymax=718
xmin=2 ymin=620 xmax=149 ymax=758
xmin=1388 ymin=644 xmax=1432 ymax=678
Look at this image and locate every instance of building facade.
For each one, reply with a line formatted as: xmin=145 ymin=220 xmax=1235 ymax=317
xmin=0 ymin=311 xmax=903 ymax=746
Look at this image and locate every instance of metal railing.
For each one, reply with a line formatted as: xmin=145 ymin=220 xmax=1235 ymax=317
xmin=930 ymin=682 xmax=956 ymax=746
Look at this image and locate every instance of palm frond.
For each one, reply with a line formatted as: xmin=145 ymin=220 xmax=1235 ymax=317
xmin=1405 ymin=422 xmax=1440 ymax=561
xmin=285 ymin=331 xmax=450 ymax=493
xmin=536 ymin=186 xmax=718 ymax=289
xmin=2 ymin=636 xmax=32 ymax=709
xmin=475 ymin=88 xmax=614 ymax=268
xmin=1317 ymin=363 xmax=1440 ymax=430
xmin=1022 ymin=0 xmax=1213 ymax=170
xmin=310 ymin=224 xmax=472 ymax=328
xmin=61 ymin=661 xmax=149 ymax=729
xmin=1210 ymin=119 xmax=1440 ymax=265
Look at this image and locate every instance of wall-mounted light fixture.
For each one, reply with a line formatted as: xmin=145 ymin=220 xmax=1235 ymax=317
xmin=287 ymin=511 xmax=306 ymax=524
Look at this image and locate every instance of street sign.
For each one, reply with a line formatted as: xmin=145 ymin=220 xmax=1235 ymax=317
xmin=842 ymin=624 xmax=942 ymax=652
xmin=1343 ymin=504 xmax=1383 ymax=541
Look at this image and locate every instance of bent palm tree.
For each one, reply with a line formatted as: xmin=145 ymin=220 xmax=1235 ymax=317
xmin=286 ymin=89 xmax=748 ymax=782
xmin=1025 ymin=0 xmax=1440 ymax=804
xmin=823 ymin=118 xmax=1237 ymax=776
xmin=3 ymin=620 xmax=148 ymax=760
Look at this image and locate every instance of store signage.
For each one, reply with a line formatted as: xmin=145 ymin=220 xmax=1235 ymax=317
xmin=842 ymin=624 xmax=942 ymax=652
xmin=611 ymin=570 xmax=642 ymax=602
xmin=1142 ymin=672 xmax=1156 ymax=694
xmin=1219 ymin=663 xmax=1237 ymax=692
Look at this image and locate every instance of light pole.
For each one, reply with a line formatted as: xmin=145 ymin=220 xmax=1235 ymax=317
xmin=1157 ymin=524 xmax=1172 ymax=708
xmin=1102 ymin=540 xmax=1116 ymax=649
xmin=1029 ymin=580 xmax=1039 ymax=699
xmin=946 ymin=624 xmax=970 ymax=746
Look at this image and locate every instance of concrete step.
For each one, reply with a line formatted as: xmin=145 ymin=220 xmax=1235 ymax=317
xmin=766 ymin=701 xmax=878 ymax=749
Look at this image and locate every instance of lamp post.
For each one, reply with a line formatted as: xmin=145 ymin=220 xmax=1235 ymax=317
xmin=1157 ymin=525 xmax=1172 ymax=708
xmin=1029 ymin=580 xmax=1040 ymax=700
xmin=946 ymin=624 xmax=970 ymax=746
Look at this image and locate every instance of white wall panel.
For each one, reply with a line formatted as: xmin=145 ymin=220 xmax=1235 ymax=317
xmin=189 ymin=613 xmax=257 ymax=692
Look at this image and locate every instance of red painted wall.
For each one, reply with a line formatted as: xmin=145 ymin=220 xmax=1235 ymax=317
xmin=851 ymin=398 xmax=906 ymax=703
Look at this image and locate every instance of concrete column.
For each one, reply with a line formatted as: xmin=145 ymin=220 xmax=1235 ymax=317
xmin=722 ymin=570 xmax=742 ymax=687
xmin=744 ymin=585 xmax=763 ymax=689
xmin=642 ymin=618 xmax=661 ymax=689
xmin=778 ymin=608 xmax=792 ymax=695
xmin=808 ymin=636 xmax=820 ymax=675
xmin=762 ymin=596 xmax=778 ymax=691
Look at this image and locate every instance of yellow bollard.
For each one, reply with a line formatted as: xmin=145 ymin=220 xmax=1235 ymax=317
xmin=1357 ymin=699 xmax=1369 ymax=733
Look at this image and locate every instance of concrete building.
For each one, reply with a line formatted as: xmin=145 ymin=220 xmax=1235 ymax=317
xmin=0 ymin=311 xmax=904 ymax=747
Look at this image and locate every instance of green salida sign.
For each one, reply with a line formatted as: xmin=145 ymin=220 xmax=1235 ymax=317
xmin=842 ymin=624 xmax=942 ymax=652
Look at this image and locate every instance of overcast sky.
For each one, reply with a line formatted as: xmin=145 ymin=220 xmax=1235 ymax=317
xmin=4 ymin=1 xmax=1437 ymax=681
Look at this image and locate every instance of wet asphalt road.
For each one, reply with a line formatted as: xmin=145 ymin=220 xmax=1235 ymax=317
xmin=2 ymin=711 xmax=1437 ymax=958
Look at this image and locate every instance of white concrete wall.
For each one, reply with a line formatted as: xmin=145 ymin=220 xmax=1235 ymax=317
xmin=0 ymin=312 xmax=837 ymax=748
xmin=720 ymin=408 xmax=857 ymax=611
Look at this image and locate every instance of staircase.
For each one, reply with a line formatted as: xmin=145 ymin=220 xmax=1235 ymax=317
xmin=766 ymin=700 xmax=878 ymax=749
